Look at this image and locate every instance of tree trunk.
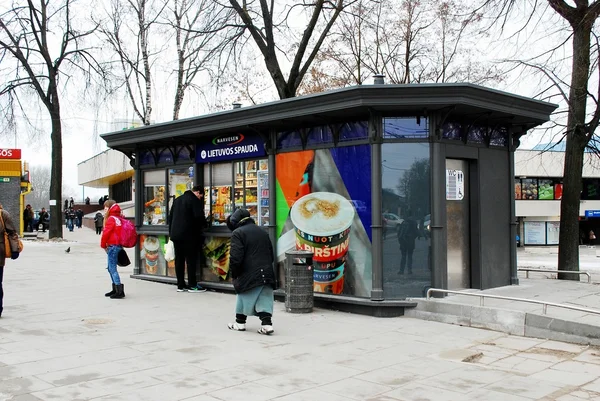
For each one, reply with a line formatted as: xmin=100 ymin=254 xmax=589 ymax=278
xmin=48 ymin=100 xmax=63 ymax=239
xmin=557 ymin=19 xmax=591 ymax=280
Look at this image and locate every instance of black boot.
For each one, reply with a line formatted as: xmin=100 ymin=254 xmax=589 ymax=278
xmin=110 ymin=284 xmax=125 ymax=299
xmin=105 ymin=283 xmax=116 ymax=297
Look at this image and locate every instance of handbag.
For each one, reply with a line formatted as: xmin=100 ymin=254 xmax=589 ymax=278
xmin=165 ymin=239 xmax=175 ymax=262
xmin=0 ymin=210 xmax=23 ymax=258
xmin=117 ymin=248 xmax=131 ymax=267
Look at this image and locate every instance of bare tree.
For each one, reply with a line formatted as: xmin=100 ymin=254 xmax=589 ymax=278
xmin=166 ymin=0 xmax=234 ymax=119
xmin=26 ymin=165 xmax=51 ymax=210
xmin=99 ymin=0 xmax=167 ymax=125
xmin=0 ymin=0 xmax=103 ymax=238
xmin=475 ymin=0 xmax=600 ymax=279
xmin=309 ymin=0 xmax=500 ymax=88
xmin=227 ymin=0 xmax=349 ymax=99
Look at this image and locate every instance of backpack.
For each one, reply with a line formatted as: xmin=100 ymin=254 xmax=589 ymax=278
xmin=113 ymin=216 xmax=138 ymax=248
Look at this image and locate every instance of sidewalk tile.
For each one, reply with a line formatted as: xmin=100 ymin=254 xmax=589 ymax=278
xmin=317 ymin=378 xmax=392 ymax=400
xmin=207 ymin=382 xmax=285 ymax=401
xmin=483 ymin=377 xmax=562 ymax=399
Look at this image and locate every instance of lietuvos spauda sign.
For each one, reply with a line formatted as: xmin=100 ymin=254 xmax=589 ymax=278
xmin=196 ymin=133 xmax=266 ymax=162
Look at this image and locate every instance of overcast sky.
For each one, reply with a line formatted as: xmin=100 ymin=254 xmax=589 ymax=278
xmin=1 ymin=0 xmax=578 ymax=202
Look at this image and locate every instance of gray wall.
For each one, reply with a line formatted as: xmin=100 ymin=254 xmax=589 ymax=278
xmin=0 ymin=179 xmax=23 ymax=233
xmin=478 ymin=147 xmax=511 ymax=289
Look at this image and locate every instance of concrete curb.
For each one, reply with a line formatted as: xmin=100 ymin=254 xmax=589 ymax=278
xmin=405 ymin=300 xmax=600 ymax=346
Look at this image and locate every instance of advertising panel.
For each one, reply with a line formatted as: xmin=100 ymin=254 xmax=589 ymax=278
xmin=546 ymin=222 xmax=560 ymax=245
xmin=275 ymin=145 xmax=372 ymax=297
xmin=139 ymin=234 xmax=173 ymax=276
xmin=0 ymin=148 xmax=21 ymax=159
xmin=524 ymin=221 xmax=546 ymax=245
xmin=202 ymin=235 xmax=232 ymax=282
xmin=196 ymin=133 xmax=266 ymax=163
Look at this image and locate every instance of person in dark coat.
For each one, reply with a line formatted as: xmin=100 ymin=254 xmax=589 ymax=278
xmin=226 ymin=208 xmax=275 ymax=335
xmin=94 ymin=212 xmax=104 ymax=235
xmin=75 ymin=209 xmax=84 ymax=228
xmin=397 ymin=210 xmax=419 ymax=275
xmin=0 ymin=203 xmax=20 ymax=318
xmin=168 ymin=186 xmax=207 ymax=292
xmin=37 ymin=208 xmax=49 ymax=232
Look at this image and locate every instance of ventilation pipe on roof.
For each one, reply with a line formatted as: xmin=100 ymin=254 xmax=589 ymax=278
xmin=373 ymin=74 xmax=385 ymax=84
xmin=232 ymin=102 xmax=242 ymax=109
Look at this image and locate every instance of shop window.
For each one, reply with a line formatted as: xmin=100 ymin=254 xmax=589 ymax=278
xmin=467 ymin=126 xmax=485 ymax=144
xmin=204 ymin=163 xmax=234 ymax=227
xmin=538 ymin=179 xmax=554 ymax=200
xmin=234 ymin=159 xmax=269 ymax=226
xmin=381 ymin=143 xmax=431 ymax=299
xmin=143 ymin=169 xmax=167 ymax=225
xmin=582 ymin=179 xmax=600 ymax=200
xmin=383 ymin=117 xmax=428 ymax=139
xmin=168 ymin=166 xmax=194 ymax=213
xmin=524 ymin=221 xmax=546 ymax=245
xmin=520 ymin=178 xmax=538 ymax=200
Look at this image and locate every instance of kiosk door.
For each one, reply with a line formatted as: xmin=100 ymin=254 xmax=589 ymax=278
xmin=446 ymin=159 xmax=470 ymax=289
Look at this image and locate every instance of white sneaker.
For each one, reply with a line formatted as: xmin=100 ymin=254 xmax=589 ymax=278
xmin=257 ymin=325 xmax=274 ymax=335
xmin=228 ymin=322 xmax=246 ymax=331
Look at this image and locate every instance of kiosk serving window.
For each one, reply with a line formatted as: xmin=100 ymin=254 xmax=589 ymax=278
xmin=203 ymin=159 xmax=269 ymax=227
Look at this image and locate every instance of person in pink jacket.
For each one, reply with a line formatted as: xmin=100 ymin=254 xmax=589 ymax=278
xmin=100 ymin=200 xmax=125 ymax=299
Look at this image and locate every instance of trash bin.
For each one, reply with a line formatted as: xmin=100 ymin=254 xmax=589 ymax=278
xmin=284 ymin=250 xmax=314 ymax=313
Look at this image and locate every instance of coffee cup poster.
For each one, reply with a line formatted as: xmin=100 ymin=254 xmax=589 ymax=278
xmin=275 ymin=145 xmax=372 ymax=297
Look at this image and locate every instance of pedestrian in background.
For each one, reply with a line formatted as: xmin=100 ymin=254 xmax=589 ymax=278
xmin=38 ymin=208 xmax=49 ymax=233
xmin=168 ymin=185 xmax=207 ymax=293
xmin=94 ymin=211 xmax=104 ymax=235
xmin=0 ymin=203 xmax=20 ymax=318
xmin=76 ymin=209 xmax=84 ymax=228
xmin=589 ymin=230 xmax=596 ymax=247
xmin=100 ymin=200 xmax=125 ymax=299
xmin=23 ymin=204 xmax=34 ymax=232
xmin=226 ymin=208 xmax=275 ymax=335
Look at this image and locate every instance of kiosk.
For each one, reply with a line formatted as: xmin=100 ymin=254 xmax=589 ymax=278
xmin=102 ymin=84 xmax=557 ymax=316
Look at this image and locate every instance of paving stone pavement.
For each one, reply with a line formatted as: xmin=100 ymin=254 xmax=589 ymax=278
xmin=1 ymin=228 xmax=600 ymax=401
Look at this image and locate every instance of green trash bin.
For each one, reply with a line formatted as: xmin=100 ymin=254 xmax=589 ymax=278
xmin=284 ymin=250 xmax=314 ymax=313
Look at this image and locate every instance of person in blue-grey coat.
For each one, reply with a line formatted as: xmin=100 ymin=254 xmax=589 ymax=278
xmin=226 ymin=208 xmax=276 ymax=335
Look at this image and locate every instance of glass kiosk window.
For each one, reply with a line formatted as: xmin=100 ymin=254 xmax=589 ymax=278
xmin=143 ymin=170 xmax=167 ymax=225
xmin=204 ymin=159 xmax=269 ymax=227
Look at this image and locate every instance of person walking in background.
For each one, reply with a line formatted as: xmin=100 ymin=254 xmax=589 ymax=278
xmin=38 ymin=208 xmax=49 ymax=233
xmin=64 ymin=199 xmax=69 ymax=210
xmin=0 ymin=203 xmax=20 ymax=318
xmin=23 ymin=204 xmax=34 ymax=232
xmin=75 ymin=209 xmax=84 ymax=229
xmin=168 ymin=186 xmax=207 ymax=292
xmin=85 ymin=196 xmax=90 ymax=205
xmin=94 ymin=211 xmax=104 ymax=235
xmin=100 ymin=200 xmax=125 ymax=299
xmin=397 ymin=209 xmax=419 ymax=275
xmin=66 ymin=208 xmax=76 ymax=232
xmin=226 ymin=208 xmax=276 ymax=335
xmin=589 ymin=230 xmax=596 ymax=247
xmin=69 ymin=197 xmax=74 ymax=208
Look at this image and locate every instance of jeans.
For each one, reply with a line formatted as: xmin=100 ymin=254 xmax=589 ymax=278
xmin=173 ymin=240 xmax=199 ymax=289
xmin=107 ymin=245 xmax=122 ymax=285
xmin=67 ymin=218 xmax=74 ymax=231
xmin=0 ymin=265 xmax=3 ymax=316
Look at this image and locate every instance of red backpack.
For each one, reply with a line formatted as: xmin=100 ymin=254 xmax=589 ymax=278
xmin=112 ymin=216 xmax=138 ymax=248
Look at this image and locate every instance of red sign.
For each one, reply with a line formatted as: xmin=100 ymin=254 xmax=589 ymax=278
xmin=0 ymin=149 xmax=21 ymax=159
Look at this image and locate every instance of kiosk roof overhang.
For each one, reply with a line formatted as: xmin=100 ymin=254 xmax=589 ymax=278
xmin=102 ymin=84 xmax=558 ymax=154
